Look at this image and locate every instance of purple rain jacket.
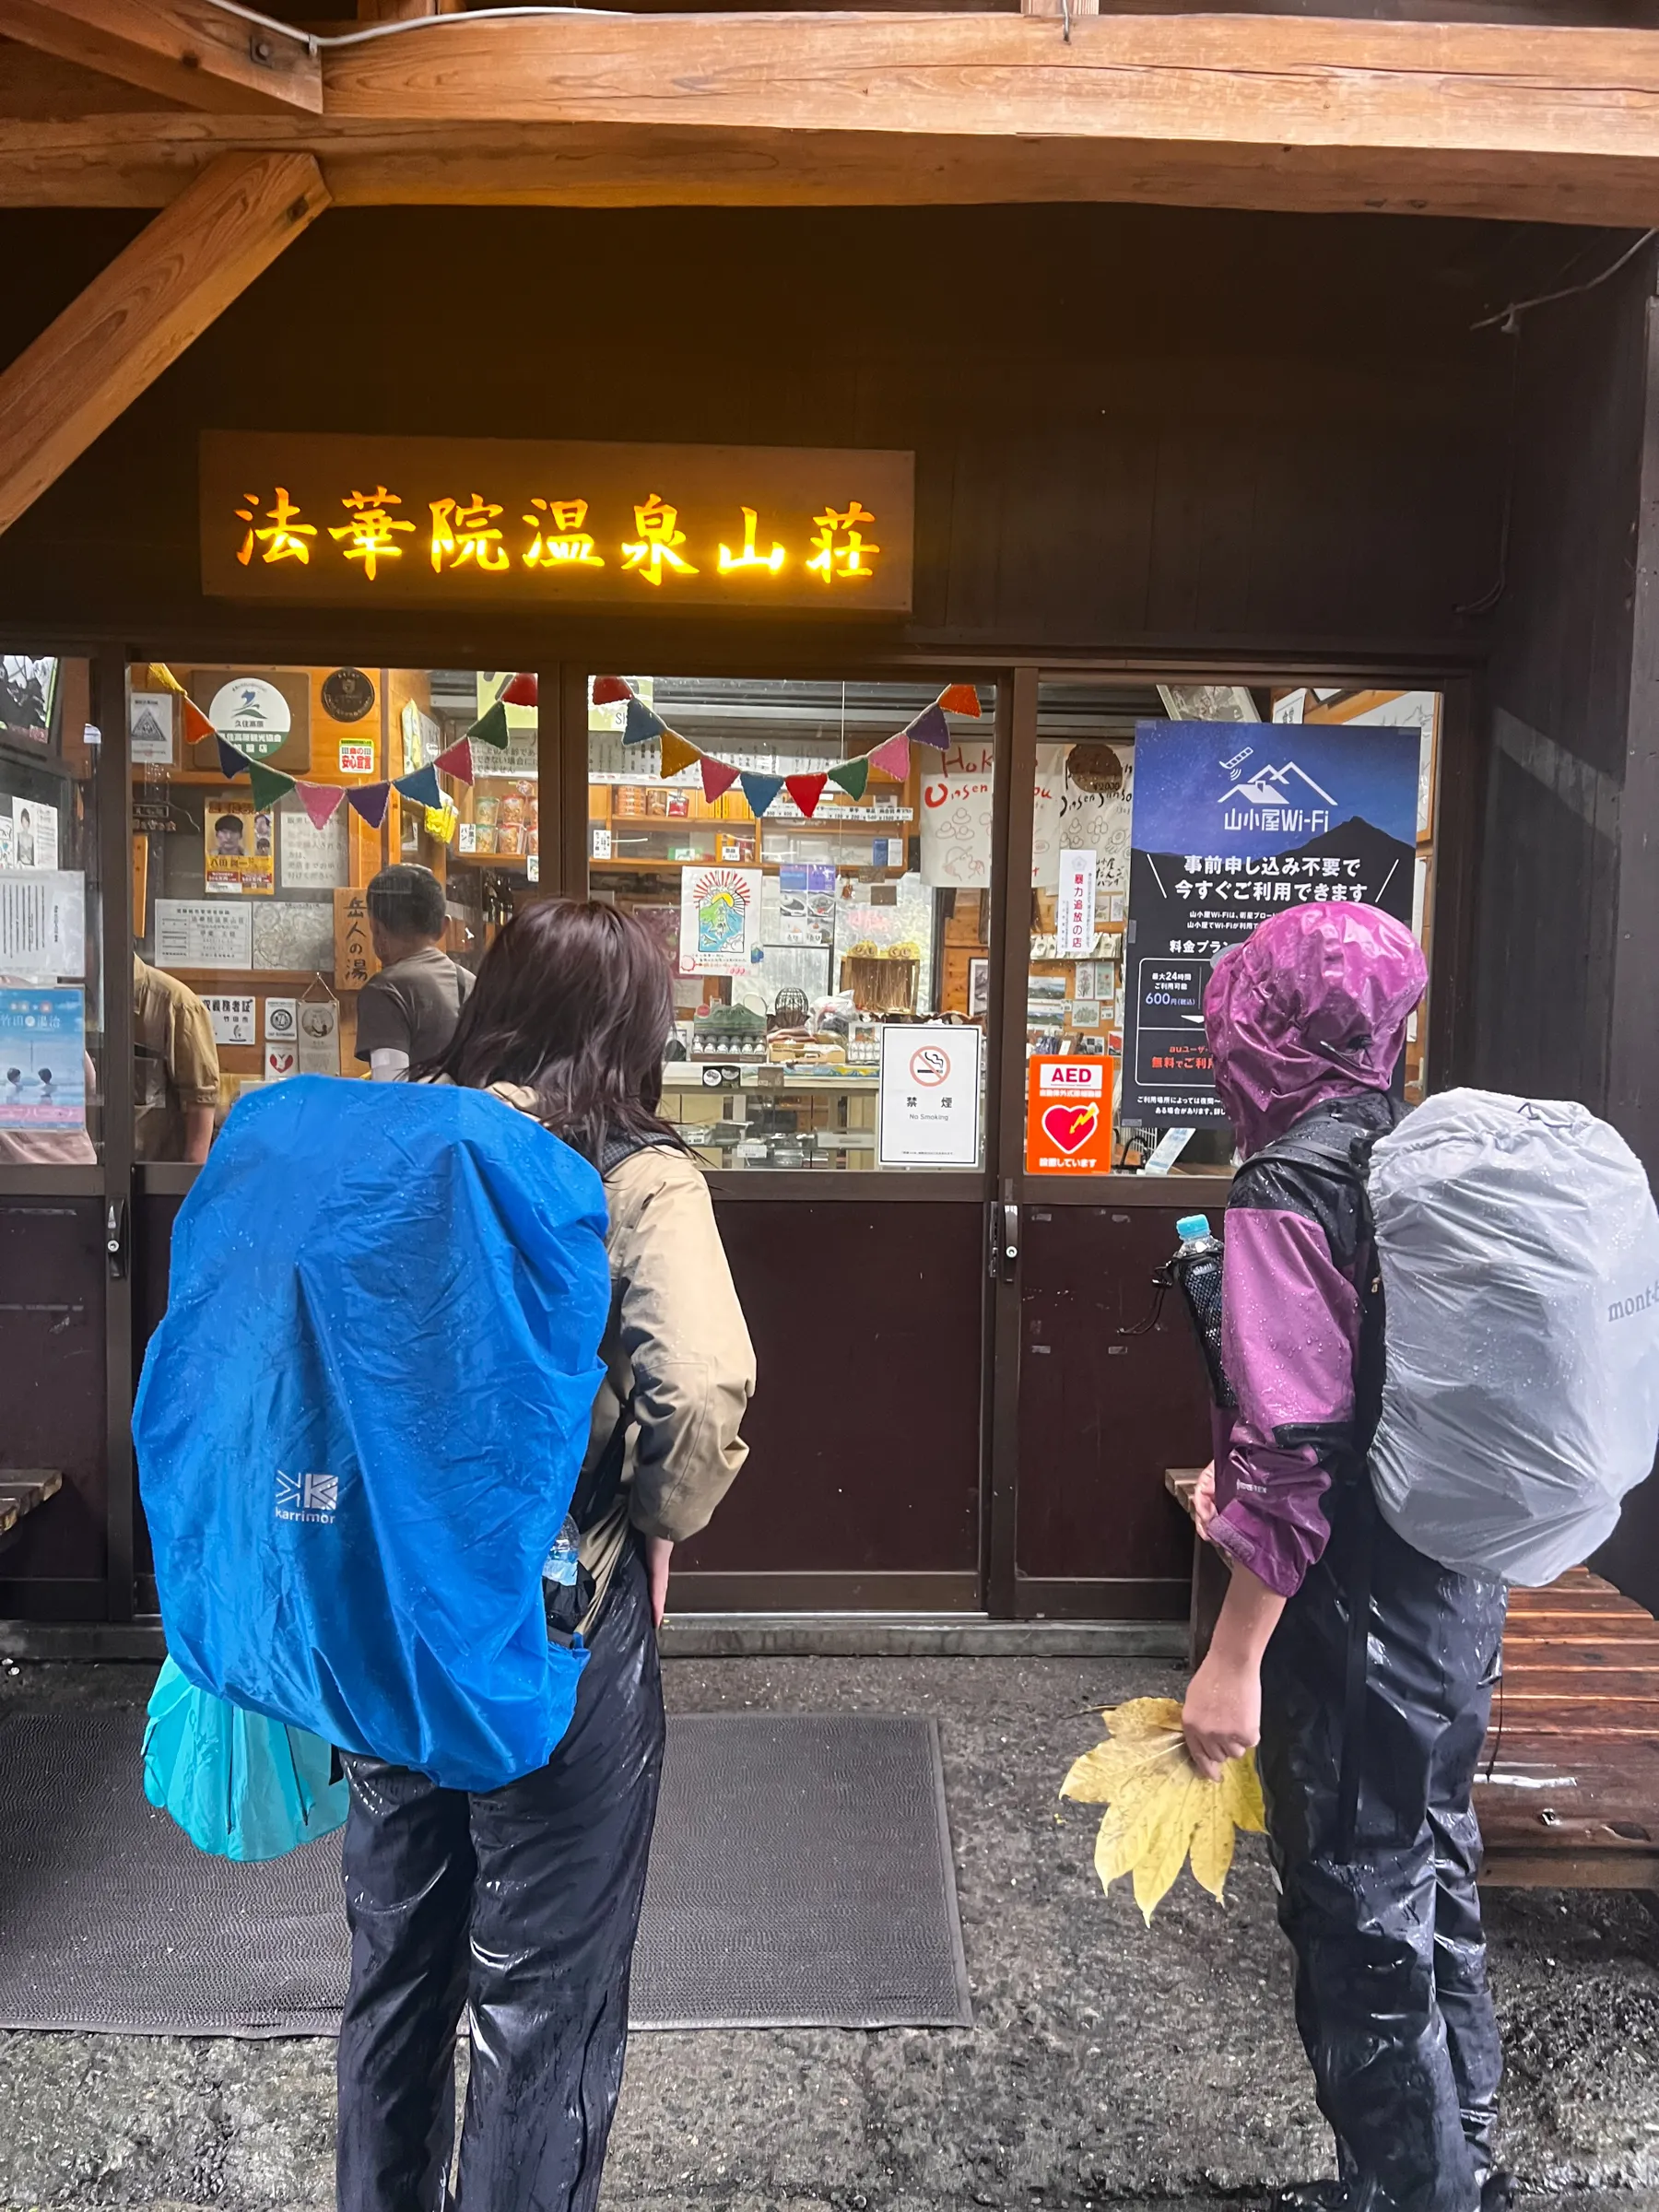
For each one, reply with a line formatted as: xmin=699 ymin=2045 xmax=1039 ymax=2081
xmin=1202 ymin=903 xmax=1428 ymax=1599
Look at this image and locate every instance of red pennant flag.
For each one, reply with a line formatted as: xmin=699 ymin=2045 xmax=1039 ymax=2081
xmin=591 ymin=676 xmax=631 ymax=706
xmin=297 ymin=782 xmax=347 ymax=830
xmin=785 ymin=772 xmax=828 ymax=819
xmin=700 ymin=756 xmax=741 ymax=803
xmin=434 ymin=738 xmax=476 ymax=786
xmin=348 ymin=782 xmax=391 ymax=830
xmin=937 ymin=683 xmax=982 ymax=718
xmin=501 ymin=672 xmax=538 ymax=706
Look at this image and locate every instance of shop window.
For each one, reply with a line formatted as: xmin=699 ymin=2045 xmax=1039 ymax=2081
xmin=1023 ymin=681 xmax=1441 ymax=1178
xmin=0 ymin=656 xmax=102 ymax=1166
xmin=126 ymin=665 xmax=533 ymax=1158
xmin=591 ymin=677 xmax=994 ymax=1171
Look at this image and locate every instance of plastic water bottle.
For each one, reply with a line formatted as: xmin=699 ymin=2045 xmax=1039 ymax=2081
xmin=1172 ymin=1213 xmax=1233 ymax=1407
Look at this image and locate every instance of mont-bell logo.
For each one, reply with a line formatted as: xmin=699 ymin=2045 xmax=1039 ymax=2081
xmin=276 ymin=1468 xmax=339 ymax=1524
xmin=1217 ymin=742 xmax=1335 ymax=838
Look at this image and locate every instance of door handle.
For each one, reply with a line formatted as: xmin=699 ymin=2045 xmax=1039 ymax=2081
xmin=993 ymin=1200 xmax=1019 ymax=1283
xmin=105 ymin=1198 xmax=128 ymax=1281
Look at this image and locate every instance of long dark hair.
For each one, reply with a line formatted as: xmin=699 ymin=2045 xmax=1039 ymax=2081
xmin=424 ymin=899 xmax=680 ymax=1161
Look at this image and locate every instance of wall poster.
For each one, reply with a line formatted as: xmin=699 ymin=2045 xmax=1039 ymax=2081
xmin=154 ymin=899 xmax=253 ymax=970
xmin=1120 ymin=721 xmax=1419 ymax=1131
xmin=678 ymin=866 xmax=761 ymax=979
xmin=205 ymin=801 xmax=274 ymax=895
xmin=877 ymin=1023 xmax=982 ymax=1167
xmin=0 ymin=989 xmax=86 ymax=1129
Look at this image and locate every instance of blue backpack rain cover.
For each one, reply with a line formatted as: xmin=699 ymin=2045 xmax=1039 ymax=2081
xmin=135 ymin=1077 xmax=610 ymax=1795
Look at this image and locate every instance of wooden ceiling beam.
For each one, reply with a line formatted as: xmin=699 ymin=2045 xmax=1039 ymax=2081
xmin=0 ymin=0 xmax=323 ymax=114
xmin=0 ymin=148 xmax=328 ymax=539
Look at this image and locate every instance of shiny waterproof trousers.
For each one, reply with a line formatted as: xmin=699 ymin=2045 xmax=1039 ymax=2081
xmin=336 ymin=1543 xmax=665 ymax=2212
xmin=1258 ymin=1483 xmax=1509 ymax=2212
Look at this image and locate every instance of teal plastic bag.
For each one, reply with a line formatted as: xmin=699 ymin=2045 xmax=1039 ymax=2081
xmin=143 ymin=1656 xmax=349 ymax=1862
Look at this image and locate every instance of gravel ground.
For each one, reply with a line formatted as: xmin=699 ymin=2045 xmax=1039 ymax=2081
xmin=0 ymin=1653 xmax=1655 ymax=2212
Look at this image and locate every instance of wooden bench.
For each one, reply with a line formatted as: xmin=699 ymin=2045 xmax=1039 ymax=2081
xmin=0 ymin=1470 xmax=63 ymax=1560
xmin=1166 ymin=1466 xmax=1659 ymax=1891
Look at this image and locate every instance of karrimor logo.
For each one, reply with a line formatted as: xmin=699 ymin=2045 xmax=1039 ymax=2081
xmin=1609 ymin=1278 xmax=1659 ymax=1324
xmin=276 ymin=1469 xmax=339 ymax=1524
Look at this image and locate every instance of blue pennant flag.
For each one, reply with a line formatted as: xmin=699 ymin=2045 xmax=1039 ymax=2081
xmin=739 ymin=771 xmax=783 ymax=818
xmin=623 ymin=697 xmax=666 ymax=747
xmin=217 ymin=735 xmax=252 ymax=780
xmin=394 ymin=764 xmax=442 ymax=810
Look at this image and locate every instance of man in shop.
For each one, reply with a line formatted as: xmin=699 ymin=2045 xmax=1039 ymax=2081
xmin=354 ymin=863 xmax=474 ymax=1081
xmin=1182 ymin=901 xmax=1509 ymax=2212
xmin=134 ymin=954 xmax=220 ymax=1164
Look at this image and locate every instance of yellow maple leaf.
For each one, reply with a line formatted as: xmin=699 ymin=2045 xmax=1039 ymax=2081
xmin=1061 ymin=1697 xmax=1265 ymax=1923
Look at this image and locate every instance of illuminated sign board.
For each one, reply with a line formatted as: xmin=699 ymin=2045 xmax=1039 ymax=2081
xmin=199 ymin=433 xmax=915 ymax=612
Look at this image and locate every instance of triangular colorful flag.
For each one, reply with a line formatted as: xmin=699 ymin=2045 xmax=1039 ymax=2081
xmin=298 ymin=782 xmax=347 ymax=830
xmin=739 ymin=771 xmax=783 ymax=818
xmin=827 ymin=757 xmax=870 ymax=802
xmin=143 ymin=663 xmax=184 ymax=697
xmin=394 ymin=764 xmax=442 ymax=809
xmin=591 ymin=676 xmax=631 ymax=706
xmin=217 ymin=735 xmax=251 ymax=780
xmin=785 ymin=773 xmax=828 ymax=819
xmin=937 ymin=684 xmax=982 ymax=718
xmin=467 ymin=700 xmax=511 ymax=751
xmin=501 ymin=672 xmax=538 ymax=707
xmin=659 ymin=731 xmax=700 ymax=780
xmin=623 ymin=697 xmax=666 ymax=747
xmin=182 ymin=700 xmax=216 ymax=747
xmin=904 ymin=702 xmax=950 ymax=752
xmin=247 ymin=760 xmax=296 ymax=808
xmin=348 ymin=782 xmax=391 ymax=830
xmin=435 ymin=738 xmax=476 ymax=786
xmin=700 ymin=756 xmax=742 ymax=803
xmin=867 ymin=732 xmax=911 ymax=781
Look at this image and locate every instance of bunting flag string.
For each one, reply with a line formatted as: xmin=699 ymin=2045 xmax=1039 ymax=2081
xmin=196 ymin=672 xmax=984 ymax=833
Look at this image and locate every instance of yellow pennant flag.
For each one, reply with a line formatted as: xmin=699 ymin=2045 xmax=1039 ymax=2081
xmin=658 ymin=729 xmax=700 ymax=781
xmin=1060 ymin=1696 xmax=1265 ymax=1923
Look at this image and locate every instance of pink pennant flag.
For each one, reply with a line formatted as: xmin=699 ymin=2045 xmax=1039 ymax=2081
xmin=866 ymin=732 xmax=911 ymax=782
xmin=297 ymin=782 xmax=347 ymax=830
xmin=435 ymin=738 xmax=477 ymax=786
xmin=700 ymin=756 xmax=742 ymax=803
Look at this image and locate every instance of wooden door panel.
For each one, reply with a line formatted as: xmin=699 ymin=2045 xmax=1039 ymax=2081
xmin=0 ymin=1198 xmax=107 ymax=1612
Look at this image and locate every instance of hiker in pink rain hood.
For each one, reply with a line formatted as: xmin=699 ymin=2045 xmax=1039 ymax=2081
xmin=1182 ymin=902 xmax=1512 ymax=2212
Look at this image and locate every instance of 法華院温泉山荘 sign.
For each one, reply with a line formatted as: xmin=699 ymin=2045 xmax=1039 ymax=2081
xmin=199 ymin=434 xmax=914 ymax=613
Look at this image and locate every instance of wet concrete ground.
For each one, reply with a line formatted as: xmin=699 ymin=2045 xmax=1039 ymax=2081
xmin=1 ymin=1652 xmax=1657 ymax=2212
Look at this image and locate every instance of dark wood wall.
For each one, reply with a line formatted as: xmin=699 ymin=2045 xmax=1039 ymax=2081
xmin=0 ymin=203 xmax=1528 ymax=665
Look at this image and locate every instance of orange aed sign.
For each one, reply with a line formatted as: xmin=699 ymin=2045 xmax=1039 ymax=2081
xmin=1026 ymin=1055 xmax=1113 ymax=1174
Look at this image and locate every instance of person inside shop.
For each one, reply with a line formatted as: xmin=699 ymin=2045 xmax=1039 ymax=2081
xmin=353 ymin=862 xmax=473 ymax=1081
xmin=134 ymin=953 xmax=220 ymax=1164
xmin=335 ymin=897 xmax=756 ymax=2212
xmin=1182 ymin=900 xmax=1509 ymax=2212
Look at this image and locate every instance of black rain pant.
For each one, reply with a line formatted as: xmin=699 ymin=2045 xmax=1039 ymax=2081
xmin=1258 ymin=1482 xmax=1509 ymax=2212
xmin=335 ymin=1540 xmax=665 ymax=2212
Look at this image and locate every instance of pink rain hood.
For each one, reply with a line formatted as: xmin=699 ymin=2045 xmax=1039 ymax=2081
xmin=1204 ymin=902 xmax=1428 ymax=1157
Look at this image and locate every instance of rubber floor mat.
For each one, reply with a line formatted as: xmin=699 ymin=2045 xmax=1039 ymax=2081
xmin=0 ymin=1709 xmax=971 ymax=2036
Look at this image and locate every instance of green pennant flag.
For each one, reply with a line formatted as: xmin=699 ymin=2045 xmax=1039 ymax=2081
xmin=248 ymin=759 xmax=297 ymax=809
xmin=467 ymin=700 xmax=512 ymax=751
xmin=828 ymin=757 xmax=870 ymax=802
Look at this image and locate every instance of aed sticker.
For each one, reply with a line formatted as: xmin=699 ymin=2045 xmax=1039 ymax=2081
xmin=338 ymin=740 xmax=376 ymax=775
xmin=1026 ymin=1055 xmax=1112 ymax=1174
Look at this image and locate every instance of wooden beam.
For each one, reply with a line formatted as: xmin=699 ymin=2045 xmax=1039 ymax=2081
xmin=6 ymin=14 xmax=1659 ymax=228
xmin=0 ymin=149 xmax=328 ymax=539
xmin=0 ymin=0 xmax=322 ymax=114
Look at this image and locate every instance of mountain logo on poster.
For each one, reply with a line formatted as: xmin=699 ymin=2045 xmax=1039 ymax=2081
xmin=1216 ymin=743 xmax=1337 ymax=838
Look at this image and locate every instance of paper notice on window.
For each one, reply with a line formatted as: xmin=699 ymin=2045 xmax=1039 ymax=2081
xmin=0 ymin=870 xmax=85 ymax=978
xmin=154 ymin=898 xmax=253 ymax=970
xmin=1057 ymin=849 xmax=1098 ymax=956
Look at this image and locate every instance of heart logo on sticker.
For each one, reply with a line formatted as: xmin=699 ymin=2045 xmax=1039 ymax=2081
xmin=1041 ymin=1100 xmax=1098 ymax=1155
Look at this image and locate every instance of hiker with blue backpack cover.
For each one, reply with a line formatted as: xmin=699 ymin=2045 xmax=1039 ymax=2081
xmin=1180 ymin=901 xmax=1659 ymax=2212
xmin=137 ymin=900 xmax=755 ymax=2212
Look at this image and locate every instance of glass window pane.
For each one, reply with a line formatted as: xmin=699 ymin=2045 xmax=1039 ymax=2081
xmin=1025 ymin=680 xmax=1441 ymax=1176
xmin=591 ymin=677 xmax=994 ymax=1172
xmin=128 ymin=665 xmax=531 ymax=1157
xmin=0 ymin=655 xmax=100 ymax=1164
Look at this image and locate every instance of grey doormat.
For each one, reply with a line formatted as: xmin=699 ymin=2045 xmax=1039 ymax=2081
xmin=0 ymin=1709 xmax=971 ymax=2037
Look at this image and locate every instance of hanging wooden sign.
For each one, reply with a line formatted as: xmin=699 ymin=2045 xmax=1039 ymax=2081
xmin=200 ymin=433 xmax=915 ymax=613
